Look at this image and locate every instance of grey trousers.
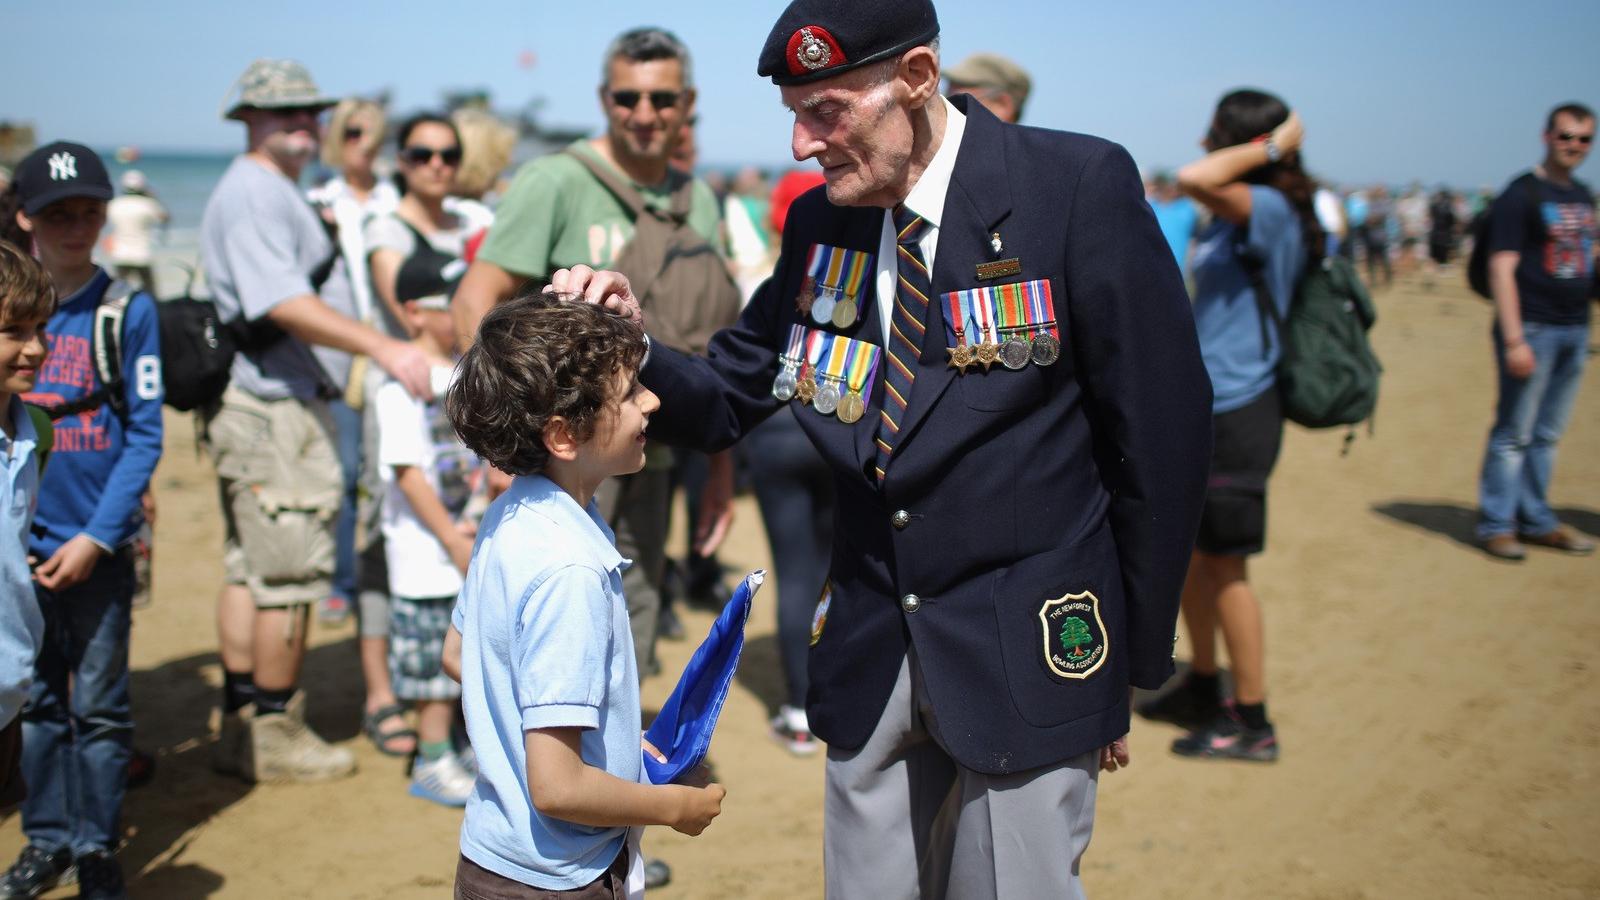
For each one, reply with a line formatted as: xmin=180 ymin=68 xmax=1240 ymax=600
xmin=824 ymin=651 xmax=1099 ymax=900
xmin=593 ymin=467 xmax=671 ymax=678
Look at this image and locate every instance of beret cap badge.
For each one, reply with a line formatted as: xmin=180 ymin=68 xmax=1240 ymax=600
xmin=788 ymin=25 xmax=845 ymax=75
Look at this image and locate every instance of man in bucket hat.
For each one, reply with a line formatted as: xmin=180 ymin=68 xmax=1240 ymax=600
xmin=943 ymin=52 xmax=1031 ymax=124
xmin=552 ymin=0 xmax=1212 ymax=894
xmin=200 ymin=58 xmax=431 ymax=784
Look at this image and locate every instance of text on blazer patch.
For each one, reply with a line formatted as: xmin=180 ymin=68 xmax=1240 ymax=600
xmin=1038 ymin=591 xmax=1108 ymax=679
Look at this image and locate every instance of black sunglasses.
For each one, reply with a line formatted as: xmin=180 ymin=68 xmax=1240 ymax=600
xmin=1555 ymin=131 xmax=1594 ymax=145
xmin=401 ymin=145 xmax=463 ymax=166
xmin=610 ymin=90 xmax=682 ymax=111
xmin=270 ymin=105 xmax=324 ymax=119
xmin=342 ymin=126 xmax=364 ymax=142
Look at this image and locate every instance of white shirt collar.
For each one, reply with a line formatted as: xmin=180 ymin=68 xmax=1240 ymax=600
xmin=898 ymin=95 xmax=967 ymax=227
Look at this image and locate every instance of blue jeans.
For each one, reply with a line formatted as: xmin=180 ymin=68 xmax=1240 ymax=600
xmin=1476 ymin=321 xmax=1590 ymax=540
xmin=329 ymin=397 xmax=363 ymax=603
xmin=22 ymin=551 xmax=134 ymax=854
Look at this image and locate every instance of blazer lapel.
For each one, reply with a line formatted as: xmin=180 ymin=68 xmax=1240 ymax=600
xmin=892 ymin=97 xmax=1014 ymax=452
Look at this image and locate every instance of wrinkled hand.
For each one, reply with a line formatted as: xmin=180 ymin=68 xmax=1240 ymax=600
xmin=1271 ymin=111 xmax=1304 ymax=155
xmin=373 ymin=337 xmax=433 ymax=401
xmin=1504 ymin=341 xmax=1536 ymax=379
xmin=1099 ymin=735 xmax=1130 ymax=773
xmin=694 ymin=452 xmax=735 ymax=557
xmin=545 ymin=265 xmax=643 ymax=327
xmin=35 ymin=534 xmax=106 ymax=592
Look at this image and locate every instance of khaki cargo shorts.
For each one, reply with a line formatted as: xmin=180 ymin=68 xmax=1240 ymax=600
xmin=202 ymin=386 xmax=342 ymax=608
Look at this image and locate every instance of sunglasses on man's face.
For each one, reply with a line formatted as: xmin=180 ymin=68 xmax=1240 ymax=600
xmin=610 ymin=90 xmax=683 ymax=111
xmin=271 ymin=105 xmax=323 ymax=120
xmin=401 ymin=145 xmax=463 ymax=166
xmin=1554 ymin=131 xmax=1594 ymax=145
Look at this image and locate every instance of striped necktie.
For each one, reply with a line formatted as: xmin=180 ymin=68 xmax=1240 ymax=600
xmin=873 ymin=204 xmax=931 ymax=482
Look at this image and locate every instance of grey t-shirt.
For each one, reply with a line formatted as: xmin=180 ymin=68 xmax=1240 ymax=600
xmin=200 ymin=155 xmax=358 ymax=400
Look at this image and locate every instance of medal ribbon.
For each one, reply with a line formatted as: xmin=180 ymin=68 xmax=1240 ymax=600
xmin=804 ymin=328 xmax=827 ymax=373
xmin=842 ymin=337 xmax=879 ymax=395
xmin=784 ymin=324 xmax=806 ymax=363
xmin=944 ymin=291 xmax=971 ymax=346
xmin=810 ymin=245 xmax=872 ymax=297
xmin=966 ymin=288 xmax=997 ymax=344
xmin=995 ymin=283 xmax=1027 ymax=334
xmin=820 ymin=334 xmax=851 ymax=384
xmin=1027 ymin=279 xmax=1059 ymax=339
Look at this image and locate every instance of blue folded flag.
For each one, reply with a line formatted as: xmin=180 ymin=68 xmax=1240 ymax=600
xmin=642 ymin=570 xmax=764 ymax=785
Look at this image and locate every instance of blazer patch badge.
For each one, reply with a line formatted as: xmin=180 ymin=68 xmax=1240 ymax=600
xmin=1038 ymin=590 xmax=1108 ymax=680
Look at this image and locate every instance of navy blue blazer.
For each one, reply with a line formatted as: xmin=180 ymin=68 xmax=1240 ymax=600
xmin=644 ymin=96 xmax=1212 ymax=774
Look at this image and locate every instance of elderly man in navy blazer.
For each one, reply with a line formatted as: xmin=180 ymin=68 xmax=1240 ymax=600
xmin=550 ymin=0 xmax=1211 ymax=895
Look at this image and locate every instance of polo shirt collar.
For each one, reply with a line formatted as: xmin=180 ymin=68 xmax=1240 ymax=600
xmin=520 ymin=475 xmax=627 ymax=573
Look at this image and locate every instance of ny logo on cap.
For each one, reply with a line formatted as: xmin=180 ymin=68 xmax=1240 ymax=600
xmin=48 ymin=152 xmax=78 ymax=181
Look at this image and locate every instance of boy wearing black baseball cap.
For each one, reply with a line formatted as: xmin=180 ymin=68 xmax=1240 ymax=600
xmin=3 ymin=141 xmax=164 ymax=900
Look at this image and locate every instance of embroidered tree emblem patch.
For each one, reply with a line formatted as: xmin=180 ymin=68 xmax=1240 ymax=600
xmin=1038 ymin=591 xmax=1108 ymax=679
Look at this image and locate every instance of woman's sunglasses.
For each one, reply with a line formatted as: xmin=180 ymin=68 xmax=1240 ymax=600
xmin=401 ymin=145 xmax=463 ymax=166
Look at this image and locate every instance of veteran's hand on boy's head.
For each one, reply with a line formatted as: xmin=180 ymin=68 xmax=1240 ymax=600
xmin=545 ymin=266 xmax=643 ymax=327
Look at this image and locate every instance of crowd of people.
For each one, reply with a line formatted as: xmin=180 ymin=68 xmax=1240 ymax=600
xmin=0 ymin=0 xmax=1593 ymax=896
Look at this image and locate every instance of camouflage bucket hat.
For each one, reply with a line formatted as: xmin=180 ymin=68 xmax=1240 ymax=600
xmin=221 ymin=58 xmax=336 ymax=121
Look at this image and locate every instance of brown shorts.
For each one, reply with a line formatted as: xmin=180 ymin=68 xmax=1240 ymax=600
xmin=453 ymin=849 xmax=627 ymax=900
xmin=202 ymin=386 xmax=342 ymax=607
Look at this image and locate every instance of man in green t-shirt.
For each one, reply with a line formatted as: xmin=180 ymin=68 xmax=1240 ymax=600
xmin=455 ymin=27 xmax=734 ymax=687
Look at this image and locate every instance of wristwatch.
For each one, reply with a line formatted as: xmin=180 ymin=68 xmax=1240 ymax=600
xmin=1263 ymin=137 xmax=1282 ymax=164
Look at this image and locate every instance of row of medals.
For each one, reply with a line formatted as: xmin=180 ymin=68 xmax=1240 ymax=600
xmin=799 ymin=277 xmax=860 ymax=330
xmin=951 ymin=326 xmax=1061 ymax=372
xmin=771 ymin=358 xmax=867 ymax=423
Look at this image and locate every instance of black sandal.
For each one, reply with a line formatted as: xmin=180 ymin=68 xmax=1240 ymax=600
xmin=362 ymin=704 xmax=418 ymax=757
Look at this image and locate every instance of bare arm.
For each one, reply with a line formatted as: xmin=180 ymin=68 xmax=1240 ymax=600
xmin=1177 ymin=112 xmax=1304 ymax=226
xmin=266 ymin=293 xmax=431 ymax=398
xmin=393 ymin=465 xmax=475 ymax=576
xmin=1488 ymin=251 xmax=1535 ymax=378
xmin=368 ymin=247 xmax=416 ymax=338
xmin=525 ymin=728 xmax=724 ymax=835
xmin=453 ymin=258 xmax=522 ymax=351
xmin=442 ymin=625 xmax=462 ymax=682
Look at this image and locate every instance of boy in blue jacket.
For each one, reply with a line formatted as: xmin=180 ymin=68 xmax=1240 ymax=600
xmin=3 ymin=142 xmax=163 ymax=900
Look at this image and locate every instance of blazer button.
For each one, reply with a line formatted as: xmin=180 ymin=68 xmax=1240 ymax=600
xmin=900 ymin=593 xmax=921 ymax=613
xmin=891 ymin=509 xmax=911 ymax=530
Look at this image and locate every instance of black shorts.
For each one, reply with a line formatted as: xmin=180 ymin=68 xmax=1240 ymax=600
xmin=1196 ymin=388 xmax=1284 ymax=557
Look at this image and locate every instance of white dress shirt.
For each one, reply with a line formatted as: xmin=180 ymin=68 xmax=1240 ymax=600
xmin=873 ymin=95 xmax=968 ymax=346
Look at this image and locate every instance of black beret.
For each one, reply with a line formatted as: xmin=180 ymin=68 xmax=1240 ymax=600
xmin=757 ymin=0 xmax=940 ymax=86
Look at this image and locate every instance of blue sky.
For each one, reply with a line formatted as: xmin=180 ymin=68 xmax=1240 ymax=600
xmin=6 ymin=0 xmax=1597 ymax=187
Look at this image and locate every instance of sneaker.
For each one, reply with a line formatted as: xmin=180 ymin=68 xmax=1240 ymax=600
xmin=1518 ymin=526 xmax=1597 ymax=556
xmin=643 ymin=857 xmax=671 ymax=890
xmin=1136 ymin=677 xmax=1223 ymax=730
xmin=1171 ymin=705 xmax=1279 ymax=762
xmin=72 ymin=851 xmax=125 ymax=900
xmin=0 ymin=845 xmax=75 ymax=898
xmin=769 ymin=705 xmax=820 ymax=756
xmin=210 ymin=706 xmax=252 ymax=778
xmin=656 ymin=605 xmax=686 ymax=642
xmin=317 ymin=595 xmax=352 ymax=625
xmin=247 ymin=692 xmax=357 ymax=783
xmin=408 ymin=752 xmax=474 ymax=807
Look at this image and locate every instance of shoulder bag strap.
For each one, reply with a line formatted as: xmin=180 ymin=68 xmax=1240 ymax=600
xmin=1235 ymin=237 xmax=1282 ymax=361
xmin=44 ymin=279 xmax=132 ymax=420
xmin=563 ymin=148 xmax=654 ymax=221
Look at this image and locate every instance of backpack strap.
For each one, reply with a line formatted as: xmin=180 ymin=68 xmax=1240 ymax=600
xmin=24 ymin=403 xmax=53 ymax=476
xmin=1235 ymin=240 xmax=1283 ymax=361
xmin=42 ymin=279 xmax=132 ymax=421
xmin=562 ymin=148 xmax=693 ymax=303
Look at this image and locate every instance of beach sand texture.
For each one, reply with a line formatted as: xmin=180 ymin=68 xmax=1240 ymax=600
xmin=1 ymin=272 xmax=1596 ymax=899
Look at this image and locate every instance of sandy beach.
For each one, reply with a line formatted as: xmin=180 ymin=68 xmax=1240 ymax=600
xmin=1 ymin=270 xmax=1596 ymax=899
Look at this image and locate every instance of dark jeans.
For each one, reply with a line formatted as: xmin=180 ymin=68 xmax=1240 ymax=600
xmin=742 ymin=411 xmax=835 ymax=709
xmin=329 ymin=397 xmax=363 ymax=603
xmin=22 ymin=551 xmax=134 ymax=854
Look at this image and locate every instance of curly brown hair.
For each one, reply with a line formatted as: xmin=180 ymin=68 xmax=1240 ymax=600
xmin=0 ymin=239 xmax=56 ymax=326
xmin=447 ymin=291 xmax=648 ymax=476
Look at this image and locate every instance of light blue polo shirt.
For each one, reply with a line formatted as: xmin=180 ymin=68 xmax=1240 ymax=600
xmin=453 ymin=474 xmax=639 ymax=890
xmin=0 ymin=397 xmax=45 ymax=728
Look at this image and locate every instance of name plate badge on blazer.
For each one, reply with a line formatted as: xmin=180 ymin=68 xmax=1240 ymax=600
xmin=975 ymin=258 xmax=1022 ymax=281
xmin=1038 ymin=591 xmax=1108 ymax=679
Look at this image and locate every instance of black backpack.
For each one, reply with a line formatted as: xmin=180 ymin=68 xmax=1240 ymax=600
xmin=41 ymin=274 xmax=235 ymax=420
xmin=1466 ymin=176 xmax=1545 ymax=300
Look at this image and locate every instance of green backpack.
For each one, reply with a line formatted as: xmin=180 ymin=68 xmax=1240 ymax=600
xmin=24 ymin=403 xmax=54 ymax=475
xmin=1242 ymin=252 xmax=1383 ymax=449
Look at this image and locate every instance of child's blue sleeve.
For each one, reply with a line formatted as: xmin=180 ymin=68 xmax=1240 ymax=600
xmin=512 ymin=565 xmax=611 ymax=732
xmin=84 ymin=292 xmax=164 ymax=549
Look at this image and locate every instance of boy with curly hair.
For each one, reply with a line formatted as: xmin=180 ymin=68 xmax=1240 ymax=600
xmin=443 ymin=293 xmax=724 ymax=897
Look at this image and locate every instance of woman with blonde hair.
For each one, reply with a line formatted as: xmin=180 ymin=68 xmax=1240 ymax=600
xmin=449 ymin=108 xmax=515 ymax=202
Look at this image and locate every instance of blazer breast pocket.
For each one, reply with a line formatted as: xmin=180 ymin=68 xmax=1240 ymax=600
xmin=956 ymin=363 xmax=1048 ymax=412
